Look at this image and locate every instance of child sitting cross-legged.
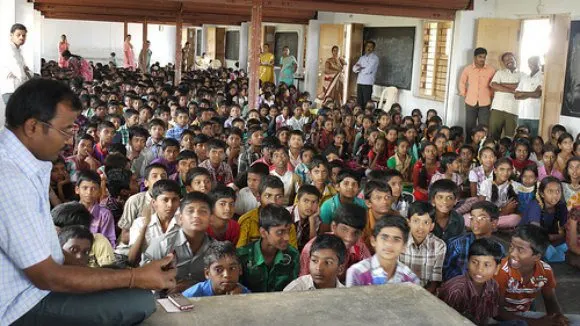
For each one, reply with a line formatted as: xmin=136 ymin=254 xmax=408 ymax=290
xmin=438 ymin=238 xmax=504 ymax=325
xmin=284 ymin=234 xmax=347 ymax=291
xmin=399 ymin=201 xmax=446 ymax=294
xmin=182 ymin=241 xmax=250 ymax=297
xmin=495 ymin=224 xmax=573 ymax=325
xmin=346 ymin=215 xmax=420 ymax=286
xmin=237 ymin=204 xmax=300 ymax=292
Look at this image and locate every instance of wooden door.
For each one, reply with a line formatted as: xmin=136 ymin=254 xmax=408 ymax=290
xmin=317 ymin=24 xmax=345 ymax=101
xmin=476 ymin=19 xmax=521 ymax=70
xmin=347 ymin=23 xmax=364 ymax=100
xmin=205 ymin=27 xmax=216 ymax=60
xmin=215 ymin=27 xmax=226 ymax=66
xmin=540 ymin=14 xmax=571 ymax=138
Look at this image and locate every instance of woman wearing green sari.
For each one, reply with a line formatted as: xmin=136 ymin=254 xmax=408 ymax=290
xmin=279 ymin=46 xmax=297 ymax=86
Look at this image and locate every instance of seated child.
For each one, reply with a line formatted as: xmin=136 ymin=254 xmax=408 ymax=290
xmin=234 ymin=163 xmax=269 ymax=216
xmin=399 ymin=201 xmax=446 ymax=293
xmin=368 ymin=136 xmax=388 ymax=170
xmin=538 ymin=144 xmax=564 ymax=181
xmin=284 ymin=234 xmax=347 ymax=291
xmin=468 ymin=146 xmax=496 ymax=197
xmin=58 ymin=225 xmax=94 ymax=266
xmin=495 ymin=225 xmax=569 ymax=325
xmin=52 ymin=202 xmax=115 ymax=267
xmin=346 ymin=215 xmax=420 ymax=286
xmin=291 ymin=185 xmax=322 ymax=251
xmin=430 ymin=152 xmax=463 ymax=190
xmin=143 ymin=192 xmax=215 ymax=291
xmin=269 ymin=144 xmax=302 ymax=205
xmin=75 ymin=170 xmax=116 ymax=247
xmin=169 ymin=150 xmax=198 ymax=196
xmin=308 ymin=155 xmax=337 ymax=205
xmin=199 ymin=138 xmax=234 ymax=185
xmin=566 ymin=206 xmax=580 ymax=269
xmin=150 ymin=138 xmax=180 ymax=176
xmin=237 ymin=204 xmax=300 ymax=292
xmin=438 ymin=238 xmax=504 ymax=325
xmin=300 ymin=203 xmax=370 ymax=282
xmin=319 ymin=169 xmax=366 ymax=233
xmin=186 ymin=167 xmax=213 ymax=194
xmin=386 ymin=138 xmax=415 ymax=182
xmin=510 ymin=139 xmax=534 ymax=179
xmin=182 ymin=241 xmax=250 ymax=297
xmin=165 ymin=107 xmax=190 ymax=140
xmin=294 ymin=144 xmax=317 ymax=184
xmin=207 ymin=186 xmax=240 ymax=244
xmin=237 ymin=175 xmax=297 ymax=248
xmin=66 ymin=134 xmax=100 ymax=182
xmin=179 ymin=129 xmax=195 ymax=151
xmin=429 ymin=179 xmax=465 ymax=243
xmin=444 ymin=201 xmax=506 ymax=281
xmin=362 ymin=180 xmax=396 ymax=253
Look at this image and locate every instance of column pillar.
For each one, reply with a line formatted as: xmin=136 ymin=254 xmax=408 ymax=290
xmin=124 ymin=21 xmax=128 ymax=40
xmin=175 ymin=13 xmax=183 ymax=84
xmin=248 ymin=0 xmax=263 ymax=110
xmin=304 ymin=20 xmax=320 ymax=100
xmin=239 ymin=22 xmax=249 ymax=71
xmin=142 ymin=20 xmax=148 ymax=48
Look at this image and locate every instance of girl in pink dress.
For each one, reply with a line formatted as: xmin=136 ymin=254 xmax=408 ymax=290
xmin=58 ymin=34 xmax=69 ymax=68
xmin=62 ymin=50 xmax=93 ymax=82
xmin=124 ymin=34 xmax=136 ymax=70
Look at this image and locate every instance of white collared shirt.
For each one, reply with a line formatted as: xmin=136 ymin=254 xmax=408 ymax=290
xmin=353 ymin=52 xmax=380 ymax=85
xmin=234 ymin=187 xmax=260 ymax=216
xmin=490 ymin=69 xmax=523 ymax=115
xmin=516 ymin=71 xmax=543 ymax=120
xmin=283 ymin=275 xmax=344 ymax=292
xmin=129 ymin=213 xmax=180 ymax=252
xmin=0 ymin=41 xmax=28 ymax=94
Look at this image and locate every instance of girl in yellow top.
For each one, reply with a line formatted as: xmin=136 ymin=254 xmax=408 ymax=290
xmin=259 ymin=44 xmax=275 ymax=84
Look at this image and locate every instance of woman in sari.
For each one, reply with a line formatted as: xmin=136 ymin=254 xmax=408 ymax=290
xmin=62 ymin=50 xmax=93 ymax=82
xmin=123 ymin=34 xmax=136 ymax=71
xmin=58 ymin=34 xmax=69 ymax=68
xmin=320 ymin=45 xmax=347 ymax=106
xmin=279 ymin=46 xmax=297 ymax=86
xmin=259 ymin=43 xmax=275 ymax=85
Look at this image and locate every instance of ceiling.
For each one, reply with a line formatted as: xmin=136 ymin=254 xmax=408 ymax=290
xmin=34 ymin=0 xmax=472 ymax=26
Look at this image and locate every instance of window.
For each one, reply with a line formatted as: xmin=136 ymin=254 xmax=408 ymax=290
xmin=225 ymin=31 xmax=240 ymax=61
xmin=196 ymin=29 xmax=202 ymax=57
xmin=419 ymin=21 xmax=453 ymax=102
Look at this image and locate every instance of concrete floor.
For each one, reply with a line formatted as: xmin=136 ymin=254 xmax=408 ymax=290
xmin=538 ymin=263 xmax=580 ymax=315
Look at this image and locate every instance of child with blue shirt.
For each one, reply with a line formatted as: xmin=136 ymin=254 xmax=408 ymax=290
xmin=182 ymin=241 xmax=250 ymax=297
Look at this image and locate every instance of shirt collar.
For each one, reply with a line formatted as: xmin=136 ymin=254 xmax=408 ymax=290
xmin=149 ymin=213 xmax=178 ymax=229
xmin=252 ymin=239 xmax=292 ymax=267
xmin=0 ymin=129 xmax=53 ymax=178
xmin=408 ymin=233 xmax=433 ymax=249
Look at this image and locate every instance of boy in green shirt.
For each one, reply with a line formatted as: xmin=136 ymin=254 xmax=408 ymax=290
xmin=319 ymin=169 xmax=366 ymax=233
xmin=237 ymin=204 xmax=299 ymax=292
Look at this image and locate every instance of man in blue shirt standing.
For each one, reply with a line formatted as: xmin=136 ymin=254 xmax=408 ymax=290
xmin=0 ymin=79 xmax=177 ymax=325
xmin=353 ymin=41 xmax=380 ymax=108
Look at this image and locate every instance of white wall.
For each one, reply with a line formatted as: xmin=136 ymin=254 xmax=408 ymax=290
xmin=41 ymin=19 xmax=176 ymax=66
xmin=316 ymin=12 xmax=443 ymax=117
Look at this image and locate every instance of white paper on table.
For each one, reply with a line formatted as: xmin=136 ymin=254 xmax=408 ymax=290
xmin=157 ymin=298 xmax=182 ymax=313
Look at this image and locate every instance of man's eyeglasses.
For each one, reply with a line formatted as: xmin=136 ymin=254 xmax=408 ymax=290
xmin=38 ymin=120 xmax=79 ymax=139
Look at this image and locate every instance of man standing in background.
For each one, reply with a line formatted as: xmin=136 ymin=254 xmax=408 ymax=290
xmin=353 ymin=41 xmax=379 ymax=108
xmin=515 ymin=56 xmax=543 ymax=137
xmin=1 ymin=24 xmax=31 ymax=105
xmin=139 ymin=40 xmax=152 ymax=73
xmin=489 ymin=52 xmax=522 ymax=139
xmin=459 ymin=47 xmax=495 ymax=140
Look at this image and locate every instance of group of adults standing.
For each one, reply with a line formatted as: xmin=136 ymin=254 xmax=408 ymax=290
xmin=123 ymin=34 xmax=152 ymax=72
xmin=460 ymin=47 xmax=543 ymax=139
xmin=258 ymin=43 xmax=298 ymax=87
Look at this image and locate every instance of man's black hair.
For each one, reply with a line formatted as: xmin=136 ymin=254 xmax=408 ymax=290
xmin=144 ymin=162 xmax=167 ymax=181
xmin=76 ymin=170 xmax=101 ymax=188
xmin=337 ymin=169 xmax=360 ymax=185
xmin=373 ymin=215 xmax=410 ymax=242
xmin=6 ymin=79 xmax=82 ymax=130
xmin=206 ymin=138 xmax=227 ymax=151
xmin=259 ymin=204 xmax=292 ymax=231
xmin=128 ymin=126 xmax=150 ymax=141
xmin=310 ymin=234 xmax=347 ymax=265
xmin=363 ymin=180 xmax=392 ymax=200
xmin=176 ymin=150 xmax=197 ymax=162
xmin=468 ymin=238 xmax=504 ymax=264
xmin=161 ymin=138 xmax=180 ymax=151
xmin=474 ymin=47 xmax=487 ymax=56
xmin=407 ymin=201 xmax=434 ymax=222
xmin=51 ymin=202 xmax=93 ymax=228
xmin=203 ymin=241 xmax=240 ymax=268
xmin=428 ymin=179 xmax=459 ymax=201
xmin=332 ymin=203 xmax=367 ymax=231
xmin=208 ymin=185 xmax=237 ymax=204
xmin=296 ymin=184 xmax=322 ymax=201
xmin=470 ymin=200 xmax=500 ymax=221
xmin=186 ymin=167 xmax=211 ymax=185
xmin=258 ymin=175 xmax=284 ymax=194
xmin=180 ymin=191 xmax=213 ymax=212
xmin=513 ymin=224 xmax=549 ymax=256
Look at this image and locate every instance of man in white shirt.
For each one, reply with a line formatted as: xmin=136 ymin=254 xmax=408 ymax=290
xmin=489 ymin=52 xmax=522 ymax=139
xmin=1 ymin=24 xmax=31 ymax=105
xmin=352 ymin=41 xmax=380 ymax=108
xmin=515 ymin=56 xmax=543 ymax=137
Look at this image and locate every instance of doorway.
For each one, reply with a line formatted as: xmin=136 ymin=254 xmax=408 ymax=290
xmin=519 ymin=18 xmax=551 ymax=74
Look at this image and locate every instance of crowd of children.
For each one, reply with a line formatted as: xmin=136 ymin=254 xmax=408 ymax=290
xmin=43 ymin=59 xmax=580 ymax=325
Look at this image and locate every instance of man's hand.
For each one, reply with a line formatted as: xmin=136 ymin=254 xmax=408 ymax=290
xmin=134 ymin=254 xmax=177 ymax=290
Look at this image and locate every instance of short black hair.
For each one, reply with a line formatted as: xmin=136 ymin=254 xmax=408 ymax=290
xmin=310 ymin=234 xmax=347 ymax=265
xmin=206 ymin=138 xmax=227 ymax=151
xmin=106 ymin=168 xmax=132 ymax=198
xmin=259 ymin=175 xmax=284 ymax=194
xmin=373 ymin=215 xmax=410 ymax=242
xmin=364 ymin=180 xmax=392 ymax=200
xmin=474 ymin=47 xmax=487 ymax=56
xmin=176 ymin=150 xmax=198 ymax=162
xmin=208 ymin=185 xmax=236 ymax=204
xmin=98 ymin=120 xmax=116 ymax=132
xmin=203 ymin=241 xmax=240 ymax=268
xmin=51 ymin=202 xmax=92 ymax=228
xmin=10 ymin=23 xmax=27 ymax=34
xmin=310 ymin=155 xmax=329 ymax=171
xmin=439 ymin=152 xmax=459 ymax=173
xmin=337 ymin=169 xmax=360 ymax=185
xmin=468 ymin=238 xmax=504 ymax=264
xmin=76 ymin=170 xmax=101 ymax=188
xmin=186 ymin=167 xmax=211 ymax=185
xmin=193 ymin=134 xmax=210 ymax=145
xmin=428 ymin=179 xmax=459 ymax=201
xmin=151 ymin=179 xmax=181 ymax=199
xmin=161 ymin=138 xmax=180 ymax=151
xmin=6 ymin=79 xmax=82 ymax=130
xmin=259 ymin=204 xmax=292 ymax=231
xmin=550 ymin=124 xmax=566 ymax=135
xmin=248 ymin=162 xmax=270 ymax=176
xmin=149 ymin=118 xmax=166 ymax=130
xmin=470 ymin=200 xmax=500 ymax=220
xmin=407 ymin=201 xmax=434 ymax=222
xmin=141 ymin=159 xmax=164 ymax=177
xmin=58 ymin=225 xmax=94 ymax=247
xmin=123 ymin=108 xmax=139 ymax=119
xmin=332 ymin=203 xmax=367 ymax=231
xmin=129 ymin=126 xmax=150 ymax=140
xmin=180 ymin=191 xmax=213 ymax=212
xmin=513 ymin=224 xmax=550 ymax=256
xmin=296 ymin=184 xmax=322 ymax=201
